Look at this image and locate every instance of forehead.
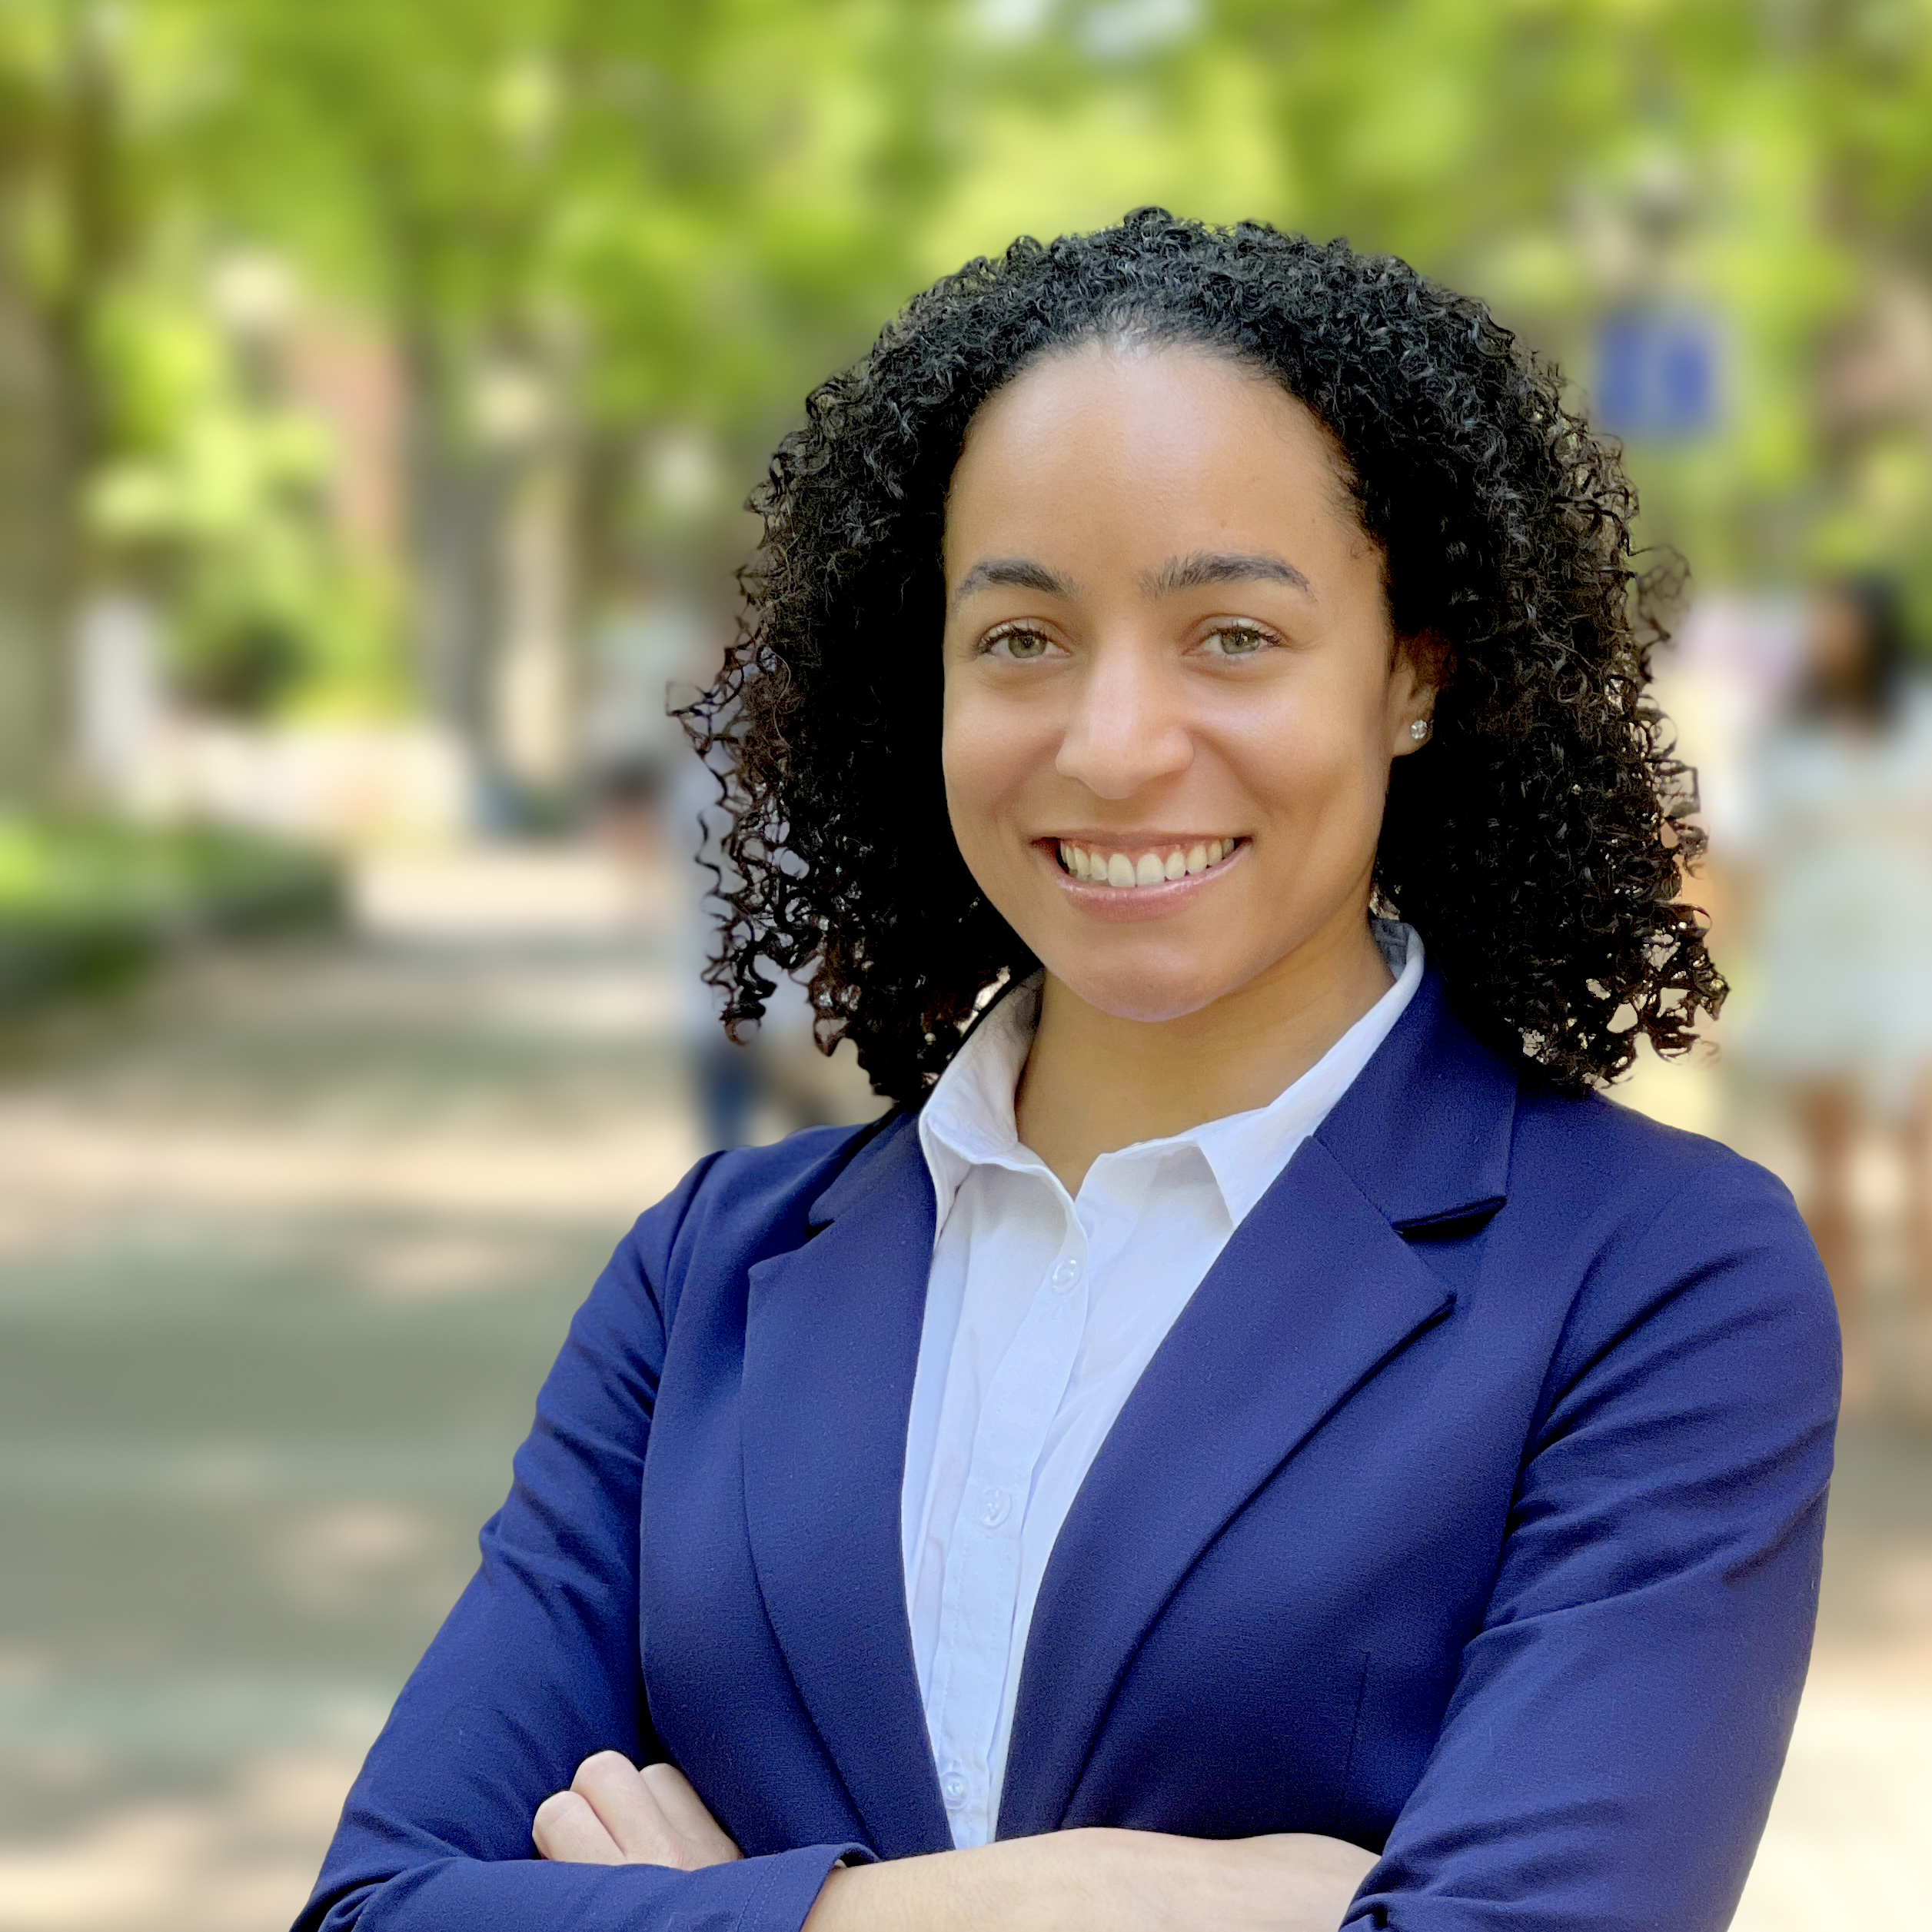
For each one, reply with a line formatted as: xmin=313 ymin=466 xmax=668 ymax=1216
xmin=943 ymin=341 xmax=1363 ymax=565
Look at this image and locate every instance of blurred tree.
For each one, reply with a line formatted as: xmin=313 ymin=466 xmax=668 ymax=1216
xmin=0 ymin=0 xmax=140 ymax=804
xmin=942 ymin=0 xmax=1932 ymax=609
xmin=6 ymin=0 xmax=1932 ymax=813
xmin=184 ymin=0 xmax=959 ymax=810
xmin=179 ymin=0 xmax=577 ymax=790
xmin=88 ymin=298 xmax=396 ymax=720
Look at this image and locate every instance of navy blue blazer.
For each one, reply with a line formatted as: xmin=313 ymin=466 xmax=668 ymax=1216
xmin=298 ymin=970 xmax=1837 ymax=1932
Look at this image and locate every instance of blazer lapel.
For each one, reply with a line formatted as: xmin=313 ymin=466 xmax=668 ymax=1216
xmin=738 ymin=1113 xmax=956 ymax=1857
xmin=997 ymin=969 xmax=1517 ymax=1838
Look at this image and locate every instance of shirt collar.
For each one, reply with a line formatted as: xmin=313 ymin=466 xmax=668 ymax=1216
xmin=1190 ymin=920 xmax=1423 ymax=1222
xmin=917 ymin=974 xmax=1044 ymax=1222
xmin=918 ymin=921 xmax=1426 ymax=1229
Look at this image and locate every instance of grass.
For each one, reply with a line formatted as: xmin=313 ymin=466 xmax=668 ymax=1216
xmin=0 ymin=816 xmax=341 ymax=1008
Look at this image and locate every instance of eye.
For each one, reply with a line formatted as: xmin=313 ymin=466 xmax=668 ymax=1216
xmin=1196 ymin=623 xmax=1277 ymax=660
xmin=982 ymin=626 xmax=1059 ymax=662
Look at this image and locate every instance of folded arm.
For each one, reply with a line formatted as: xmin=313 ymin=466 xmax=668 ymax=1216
xmin=294 ymin=1159 xmax=870 ymax=1932
xmin=534 ymin=1750 xmax=1377 ymax=1932
xmin=298 ymin=1150 xmax=1365 ymax=1932
xmin=1345 ymin=1161 xmax=1838 ymax=1930
xmin=301 ymin=1148 xmax=1834 ymax=1932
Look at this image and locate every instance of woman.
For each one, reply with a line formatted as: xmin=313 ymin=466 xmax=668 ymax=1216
xmin=297 ymin=214 xmax=1836 ymax=1932
xmin=1733 ymin=577 xmax=1932 ymax=1410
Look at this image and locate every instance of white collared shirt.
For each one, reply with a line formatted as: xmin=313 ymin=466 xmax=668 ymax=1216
xmin=902 ymin=920 xmax=1425 ymax=1847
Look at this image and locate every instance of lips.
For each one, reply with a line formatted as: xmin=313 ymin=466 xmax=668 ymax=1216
xmin=1056 ymin=836 xmax=1241 ymax=888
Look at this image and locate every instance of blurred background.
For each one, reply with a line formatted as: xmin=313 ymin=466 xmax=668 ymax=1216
xmin=1 ymin=2 xmax=1929 ymax=1927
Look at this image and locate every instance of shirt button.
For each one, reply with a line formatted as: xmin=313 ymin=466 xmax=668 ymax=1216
xmin=977 ymin=1486 xmax=1011 ymax=1529
xmin=1050 ymin=1257 xmax=1082 ymax=1292
xmin=941 ymin=1769 xmax=969 ymax=1809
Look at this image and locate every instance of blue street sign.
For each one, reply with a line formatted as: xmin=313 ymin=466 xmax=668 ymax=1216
xmin=1594 ymin=310 xmax=1720 ymax=438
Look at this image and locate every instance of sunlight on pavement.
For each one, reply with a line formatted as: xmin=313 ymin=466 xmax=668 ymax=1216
xmin=1734 ymin=1671 xmax=1932 ymax=1930
xmin=0 ymin=1753 xmax=364 ymax=1932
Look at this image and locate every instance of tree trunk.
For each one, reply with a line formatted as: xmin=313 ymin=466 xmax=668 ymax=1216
xmin=0 ymin=262 xmax=76 ymax=808
xmin=492 ymin=446 xmax=577 ymax=805
xmin=401 ymin=340 xmax=513 ymax=821
xmin=0 ymin=4 xmax=135 ymax=809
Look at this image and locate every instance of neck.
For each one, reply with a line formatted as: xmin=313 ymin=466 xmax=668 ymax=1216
xmin=1014 ymin=902 xmax=1395 ymax=1195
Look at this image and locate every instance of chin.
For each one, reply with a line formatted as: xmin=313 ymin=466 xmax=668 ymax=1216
xmin=1046 ymin=958 xmax=1234 ymax=1026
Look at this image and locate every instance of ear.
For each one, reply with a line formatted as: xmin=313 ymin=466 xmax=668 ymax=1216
xmin=1389 ymin=629 xmax=1452 ymax=758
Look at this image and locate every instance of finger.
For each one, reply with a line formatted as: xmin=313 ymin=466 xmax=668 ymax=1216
xmin=533 ymin=1789 xmax=625 ymax=1864
xmin=640 ymin=1761 xmax=743 ymax=1864
xmin=571 ymin=1751 xmax=683 ymax=1864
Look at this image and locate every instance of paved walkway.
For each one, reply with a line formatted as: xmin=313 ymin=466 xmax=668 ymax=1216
xmin=0 ymin=848 xmax=1921 ymax=1930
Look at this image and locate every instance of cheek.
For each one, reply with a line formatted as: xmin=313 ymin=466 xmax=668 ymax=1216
xmin=941 ymin=693 xmax=1042 ymax=842
xmin=1232 ymin=684 xmax=1391 ymax=831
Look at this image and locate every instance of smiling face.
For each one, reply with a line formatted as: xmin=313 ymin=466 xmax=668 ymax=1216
xmin=940 ymin=342 xmax=1435 ymax=1026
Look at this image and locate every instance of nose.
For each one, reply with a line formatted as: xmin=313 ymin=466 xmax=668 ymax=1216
xmin=1054 ymin=642 xmax=1193 ymax=799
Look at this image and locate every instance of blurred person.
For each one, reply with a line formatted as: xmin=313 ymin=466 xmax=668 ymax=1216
xmin=585 ymin=600 xmax=835 ymax=1152
xmin=584 ymin=600 xmax=717 ymax=854
xmin=298 ymin=214 xmax=1834 ymax=1932
xmin=1734 ymin=576 xmax=1932 ymax=1410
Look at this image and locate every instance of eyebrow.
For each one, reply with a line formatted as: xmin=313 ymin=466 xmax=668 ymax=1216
xmin=1139 ymin=551 xmax=1315 ymax=599
xmin=949 ymin=557 xmax=1076 ymax=614
xmin=947 ymin=547 xmax=1315 ymax=616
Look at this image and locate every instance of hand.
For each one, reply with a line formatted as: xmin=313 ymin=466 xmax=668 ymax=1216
xmin=532 ymin=1751 xmax=743 ymax=1870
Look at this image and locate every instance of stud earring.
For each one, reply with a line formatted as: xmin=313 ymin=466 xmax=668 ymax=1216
xmin=1409 ymin=717 xmax=1432 ymax=741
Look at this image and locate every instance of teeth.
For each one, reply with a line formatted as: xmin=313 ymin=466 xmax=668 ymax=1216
xmin=1057 ymin=839 xmax=1239 ymax=887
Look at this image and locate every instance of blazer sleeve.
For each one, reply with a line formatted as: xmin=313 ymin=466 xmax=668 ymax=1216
xmin=293 ymin=1155 xmax=868 ymax=1932
xmin=1347 ymin=1156 xmax=1839 ymax=1932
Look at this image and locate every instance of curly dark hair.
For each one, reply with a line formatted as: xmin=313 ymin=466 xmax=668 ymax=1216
xmin=680 ymin=208 xmax=1724 ymax=1103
